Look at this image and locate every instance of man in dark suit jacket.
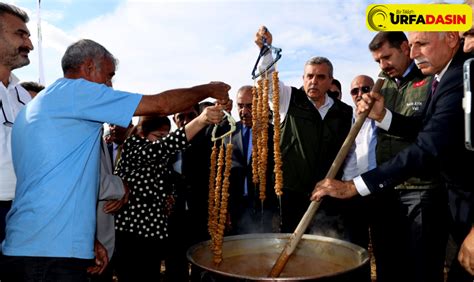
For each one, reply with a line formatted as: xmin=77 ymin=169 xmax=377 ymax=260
xmin=227 ymin=85 xmax=278 ymax=235
xmin=106 ymin=122 xmax=133 ymax=167
xmin=313 ymin=32 xmax=474 ymax=281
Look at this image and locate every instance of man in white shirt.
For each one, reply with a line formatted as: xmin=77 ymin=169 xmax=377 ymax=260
xmin=0 ymin=2 xmax=33 ymax=246
xmin=348 ymin=75 xmax=377 ymax=176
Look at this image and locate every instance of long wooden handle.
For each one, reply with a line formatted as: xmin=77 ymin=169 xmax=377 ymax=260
xmin=268 ymin=78 xmax=384 ymax=278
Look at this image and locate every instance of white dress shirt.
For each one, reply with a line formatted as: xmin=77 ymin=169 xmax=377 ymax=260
xmin=0 ymin=74 xmax=32 ymax=200
xmin=343 ymin=116 xmax=378 ymax=181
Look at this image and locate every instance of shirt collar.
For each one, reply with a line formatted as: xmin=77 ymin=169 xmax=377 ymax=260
xmin=242 ymin=124 xmax=252 ymax=133
xmin=307 ymin=93 xmax=333 ymax=109
xmin=0 ymin=73 xmax=20 ymax=92
xmin=319 ymin=93 xmax=333 ymax=111
xmin=401 ymin=61 xmax=415 ymax=78
xmin=435 ymin=58 xmax=452 ymax=82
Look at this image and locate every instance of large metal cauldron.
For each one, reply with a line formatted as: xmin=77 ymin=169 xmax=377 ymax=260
xmin=187 ymin=233 xmax=369 ymax=282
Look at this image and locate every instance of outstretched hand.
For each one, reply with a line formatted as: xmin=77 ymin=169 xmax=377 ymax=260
xmin=206 ymin=81 xmax=231 ymax=104
xmin=216 ymin=98 xmax=233 ymax=113
xmin=255 ymin=25 xmax=273 ymax=49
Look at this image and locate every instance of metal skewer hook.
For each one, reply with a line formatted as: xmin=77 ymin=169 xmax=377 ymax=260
xmin=251 ymin=34 xmax=282 ymax=80
xmin=211 ymin=110 xmax=236 ymax=142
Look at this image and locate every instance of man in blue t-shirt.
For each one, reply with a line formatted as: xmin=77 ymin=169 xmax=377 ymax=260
xmin=1 ymin=39 xmax=230 ymax=281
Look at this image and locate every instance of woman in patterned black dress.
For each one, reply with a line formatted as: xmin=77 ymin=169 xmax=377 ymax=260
xmin=113 ymin=105 xmax=224 ymax=282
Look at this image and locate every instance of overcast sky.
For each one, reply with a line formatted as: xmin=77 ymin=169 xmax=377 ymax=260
xmin=9 ymin=0 xmax=463 ymax=113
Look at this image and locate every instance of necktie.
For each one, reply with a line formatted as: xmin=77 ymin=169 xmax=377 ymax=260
xmin=431 ymin=78 xmax=439 ymax=97
xmin=242 ymin=127 xmax=251 ymax=196
xmin=242 ymin=126 xmax=250 ymax=161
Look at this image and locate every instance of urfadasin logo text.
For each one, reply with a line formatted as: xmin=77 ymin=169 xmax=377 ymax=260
xmin=366 ymin=4 xmax=472 ymax=31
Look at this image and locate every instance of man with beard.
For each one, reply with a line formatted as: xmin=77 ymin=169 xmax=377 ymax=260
xmin=0 ymin=2 xmax=33 ymax=251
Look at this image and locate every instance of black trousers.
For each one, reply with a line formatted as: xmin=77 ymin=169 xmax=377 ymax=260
xmin=0 ymin=256 xmax=92 ymax=282
xmin=446 ymin=188 xmax=474 ymax=282
xmin=114 ymin=230 xmax=168 ymax=282
xmin=370 ymin=188 xmax=449 ymax=282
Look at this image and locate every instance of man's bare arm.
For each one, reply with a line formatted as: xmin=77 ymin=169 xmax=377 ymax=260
xmin=135 ymin=82 xmax=230 ymax=116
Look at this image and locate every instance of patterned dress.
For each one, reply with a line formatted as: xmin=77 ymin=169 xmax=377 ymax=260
xmin=114 ymin=128 xmax=188 ymax=239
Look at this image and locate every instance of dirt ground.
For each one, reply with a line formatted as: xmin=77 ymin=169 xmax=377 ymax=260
xmin=368 ymin=243 xmax=449 ymax=282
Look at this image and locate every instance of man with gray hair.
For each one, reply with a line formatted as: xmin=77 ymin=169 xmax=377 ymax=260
xmin=1 ymin=38 xmax=230 ymax=281
xmin=255 ymin=26 xmax=370 ymax=281
xmin=313 ymin=31 xmax=474 ymax=281
xmin=0 ymin=2 xmax=33 ymax=256
xmin=367 ymin=31 xmax=446 ymax=282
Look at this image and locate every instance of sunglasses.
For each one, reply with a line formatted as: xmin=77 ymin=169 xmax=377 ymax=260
xmin=350 ymin=86 xmax=372 ymax=96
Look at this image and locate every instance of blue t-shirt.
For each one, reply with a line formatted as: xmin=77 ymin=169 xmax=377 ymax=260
xmin=3 ymin=78 xmax=141 ymax=259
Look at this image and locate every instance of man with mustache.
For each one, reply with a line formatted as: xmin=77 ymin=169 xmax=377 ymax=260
xmin=0 ymin=2 xmax=33 ymax=255
xmin=313 ymin=31 xmax=474 ymax=281
xmin=367 ymin=31 xmax=446 ymax=282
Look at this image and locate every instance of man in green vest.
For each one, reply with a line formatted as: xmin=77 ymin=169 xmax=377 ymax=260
xmin=255 ymin=26 xmax=370 ymax=282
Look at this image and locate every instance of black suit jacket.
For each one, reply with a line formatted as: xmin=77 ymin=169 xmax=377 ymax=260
xmin=169 ymin=126 xmax=214 ymax=243
xmin=227 ymin=121 xmax=278 ymax=234
xmin=362 ymin=46 xmax=474 ymax=227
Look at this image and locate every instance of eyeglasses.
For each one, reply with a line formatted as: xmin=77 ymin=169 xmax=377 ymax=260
xmin=350 ymin=86 xmax=372 ymax=96
xmin=1 ymin=88 xmax=26 ymax=127
xmin=237 ymin=103 xmax=252 ymax=110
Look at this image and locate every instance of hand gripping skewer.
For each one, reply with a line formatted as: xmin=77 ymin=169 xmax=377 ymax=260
xmin=211 ymin=110 xmax=236 ymax=142
xmin=251 ymin=35 xmax=282 ymax=80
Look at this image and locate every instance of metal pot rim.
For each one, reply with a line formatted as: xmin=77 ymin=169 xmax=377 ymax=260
xmin=187 ymin=233 xmax=369 ymax=281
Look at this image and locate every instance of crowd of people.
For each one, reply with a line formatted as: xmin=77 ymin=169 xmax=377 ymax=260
xmin=2 ymin=1 xmax=474 ymax=281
